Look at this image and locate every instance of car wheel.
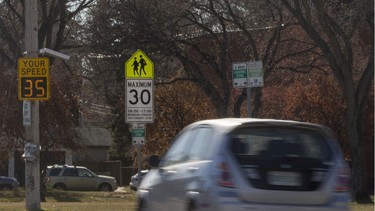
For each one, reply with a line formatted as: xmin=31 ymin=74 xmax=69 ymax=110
xmin=137 ymin=198 xmax=146 ymax=211
xmin=0 ymin=184 xmax=13 ymax=191
xmin=187 ymin=200 xmax=197 ymax=211
xmin=98 ymin=183 xmax=112 ymax=192
xmin=53 ymin=183 xmax=67 ymax=190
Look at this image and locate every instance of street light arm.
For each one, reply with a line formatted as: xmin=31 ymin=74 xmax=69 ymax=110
xmin=39 ymin=48 xmax=70 ymax=60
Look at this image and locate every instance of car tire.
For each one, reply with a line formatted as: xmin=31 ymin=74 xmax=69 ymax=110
xmin=98 ymin=183 xmax=112 ymax=192
xmin=187 ymin=200 xmax=197 ymax=211
xmin=137 ymin=198 xmax=146 ymax=211
xmin=0 ymin=184 xmax=13 ymax=191
xmin=53 ymin=183 xmax=67 ymax=190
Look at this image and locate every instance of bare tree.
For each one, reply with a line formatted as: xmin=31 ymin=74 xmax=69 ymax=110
xmin=112 ymin=0 xmax=321 ymax=117
xmin=281 ymin=0 xmax=374 ymax=203
xmin=83 ymin=0 xmax=329 ymax=161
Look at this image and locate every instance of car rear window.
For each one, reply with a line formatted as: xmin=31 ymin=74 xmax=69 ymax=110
xmin=229 ymin=127 xmax=332 ymax=161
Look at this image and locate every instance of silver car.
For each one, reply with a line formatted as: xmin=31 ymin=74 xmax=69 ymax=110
xmin=44 ymin=164 xmax=118 ymax=191
xmin=137 ymin=118 xmax=351 ymax=211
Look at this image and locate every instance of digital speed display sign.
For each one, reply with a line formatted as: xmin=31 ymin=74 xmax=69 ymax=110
xmin=18 ymin=58 xmax=50 ymax=100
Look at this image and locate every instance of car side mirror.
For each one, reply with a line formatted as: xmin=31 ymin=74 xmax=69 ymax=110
xmin=148 ymin=155 xmax=160 ymax=168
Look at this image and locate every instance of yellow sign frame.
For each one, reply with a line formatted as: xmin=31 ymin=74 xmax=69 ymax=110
xmin=125 ymin=49 xmax=154 ymax=79
xmin=18 ymin=57 xmax=50 ymax=100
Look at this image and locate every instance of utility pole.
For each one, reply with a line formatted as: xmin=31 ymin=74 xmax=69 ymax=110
xmin=247 ymin=87 xmax=251 ymax=118
xmin=24 ymin=0 xmax=41 ymax=209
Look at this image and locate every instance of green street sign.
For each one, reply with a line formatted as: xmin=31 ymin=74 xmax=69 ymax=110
xmin=232 ymin=62 xmax=248 ymax=88
xmin=132 ymin=128 xmax=145 ymax=137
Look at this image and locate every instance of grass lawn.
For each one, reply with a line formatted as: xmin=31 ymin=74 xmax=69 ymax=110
xmin=0 ymin=187 xmax=372 ymax=211
xmin=0 ymin=187 xmax=137 ymax=211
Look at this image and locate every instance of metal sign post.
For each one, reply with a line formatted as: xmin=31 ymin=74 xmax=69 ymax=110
xmin=247 ymin=60 xmax=263 ymax=118
xmin=247 ymin=87 xmax=252 ymax=118
xmin=232 ymin=60 xmax=263 ymax=118
xmin=132 ymin=123 xmax=145 ymax=182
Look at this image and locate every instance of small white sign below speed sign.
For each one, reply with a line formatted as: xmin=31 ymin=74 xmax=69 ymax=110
xmin=125 ymin=79 xmax=154 ymax=123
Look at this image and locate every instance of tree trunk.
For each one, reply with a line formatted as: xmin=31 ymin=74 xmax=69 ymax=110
xmin=350 ymin=142 xmax=371 ymax=203
xmin=216 ymin=102 xmax=229 ymax=118
xmin=252 ymin=88 xmax=263 ymax=117
xmin=346 ymin=101 xmax=372 ymax=203
xmin=233 ymin=89 xmax=246 ymax=117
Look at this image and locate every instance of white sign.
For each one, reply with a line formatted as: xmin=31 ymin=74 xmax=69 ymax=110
xmin=23 ymin=100 xmax=31 ymax=126
xmin=126 ymin=79 xmax=154 ymax=123
xmin=247 ymin=61 xmax=263 ymax=87
xmin=232 ymin=62 xmax=248 ymax=88
xmin=132 ymin=123 xmax=145 ymax=145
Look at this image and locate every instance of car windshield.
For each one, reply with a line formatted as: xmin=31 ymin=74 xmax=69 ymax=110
xmin=229 ymin=127 xmax=332 ymax=161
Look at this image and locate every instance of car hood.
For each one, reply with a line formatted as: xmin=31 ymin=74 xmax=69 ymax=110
xmin=0 ymin=176 xmax=18 ymax=182
xmin=97 ymin=175 xmax=116 ymax=180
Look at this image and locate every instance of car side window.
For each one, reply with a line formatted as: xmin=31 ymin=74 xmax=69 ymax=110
xmin=162 ymin=130 xmax=197 ymax=167
xmin=62 ymin=168 xmax=78 ymax=176
xmin=49 ymin=168 xmax=62 ymax=176
xmin=188 ymin=127 xmax=213 ymax=161
xmin=77 ymin=169 xmax=93 ymax=177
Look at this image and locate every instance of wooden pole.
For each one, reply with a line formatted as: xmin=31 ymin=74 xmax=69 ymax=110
xmin=24 ymin=0 xmax=41 ymax=209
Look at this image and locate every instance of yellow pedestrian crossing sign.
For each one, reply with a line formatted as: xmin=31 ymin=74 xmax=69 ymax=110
xmin=125 ymin=49 xmax=154 ymax=79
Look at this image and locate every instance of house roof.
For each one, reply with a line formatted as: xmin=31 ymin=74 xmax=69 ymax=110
xmin=77 ymin=126 xmax=112 ymax=147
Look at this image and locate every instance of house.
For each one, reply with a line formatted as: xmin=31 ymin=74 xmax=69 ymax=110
xmin=73 ymin=126 xmax=112 ymax=162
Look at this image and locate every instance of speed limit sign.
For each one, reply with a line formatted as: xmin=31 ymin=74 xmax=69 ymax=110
xmin=125 ymin=79 xmax=154 ymax=123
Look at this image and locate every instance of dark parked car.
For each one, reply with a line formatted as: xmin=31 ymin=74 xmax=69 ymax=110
xmin=0 ymin=176 xmax=19 ymax=190
xmin=44 ymin=164 xmax=118 ymax=191
xmin=137 ymin=118 xmax=351 ymax=211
